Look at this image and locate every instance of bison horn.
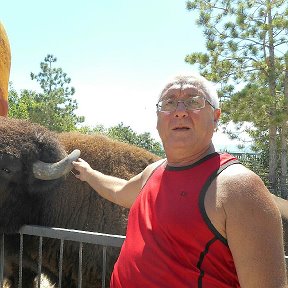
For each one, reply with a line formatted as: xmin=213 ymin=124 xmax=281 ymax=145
xmin=33 ymin=149 xmax=81 ymax=180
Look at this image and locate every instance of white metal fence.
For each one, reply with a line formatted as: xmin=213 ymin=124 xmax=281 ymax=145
xmin=0 ymin=225 xmax=125 ymax=288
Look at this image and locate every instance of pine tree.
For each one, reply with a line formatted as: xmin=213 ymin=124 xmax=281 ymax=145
xmin=186 ymin=0 xmax=288 ymax=194
xmin=29 ymin=54 xmax=84 ymax=131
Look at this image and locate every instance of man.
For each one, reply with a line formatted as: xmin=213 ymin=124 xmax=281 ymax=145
xmin=0 ymin=21 xmax=11 ymax=117
xmin=73 ymin=72 xmax=287 ymax=287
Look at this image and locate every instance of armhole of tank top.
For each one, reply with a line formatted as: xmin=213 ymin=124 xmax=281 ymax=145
xmin=199 ymin=159 xmax=240 ymax=246
xmin=135 ymin=159 xmax=166 ymax=200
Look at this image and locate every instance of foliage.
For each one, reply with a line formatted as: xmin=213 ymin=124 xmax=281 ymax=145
xmin=9 ymin=54 xmax=84 ymax=132
xmin=8 ymin=86 xmax=35 ymax=119
xmin=30 ymin=54 xmax=75 ymax=97
xmin=186 ymin=0 xmax=288 ymax=191
xmin=186 ymin=0 xmax=288 ymax=87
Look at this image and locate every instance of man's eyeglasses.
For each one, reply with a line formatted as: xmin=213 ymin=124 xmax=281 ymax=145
xmin=156 ymin=95 xmax=215 ymax=112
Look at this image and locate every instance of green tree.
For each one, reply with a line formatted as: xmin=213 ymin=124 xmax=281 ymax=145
xmin=77 ymin=124 xmax=107 ymax=135
xmin=28 ymin=54 xmax=84 ymax=131
xmin=8 ymin=85 xmax=36 ymax=119
xmin=186 ymin=0 xmax=288 ymax=194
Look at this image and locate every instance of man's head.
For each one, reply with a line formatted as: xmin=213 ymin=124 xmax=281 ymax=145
xmin=156 ymin=72 xmax=221 ymax=162
xmin=157 ymin=72 xmax=219 ymax=109
xmin=0 ymin=22 xmax=11 ymax=117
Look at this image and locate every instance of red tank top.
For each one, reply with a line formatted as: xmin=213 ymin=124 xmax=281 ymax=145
xmin=110 ymin=152 xmax=240 ymax=288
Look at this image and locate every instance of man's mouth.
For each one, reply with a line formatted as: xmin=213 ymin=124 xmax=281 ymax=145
xmin=173 ymin=127 xmax=190 ymax=131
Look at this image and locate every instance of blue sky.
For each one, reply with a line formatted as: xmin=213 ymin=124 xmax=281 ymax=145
xmin=1 ymin=0 xmax=245 ymax=151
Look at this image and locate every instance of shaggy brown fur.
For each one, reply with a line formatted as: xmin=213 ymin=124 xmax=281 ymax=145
xmin=0 ymin=117 xmax=160 ymax=288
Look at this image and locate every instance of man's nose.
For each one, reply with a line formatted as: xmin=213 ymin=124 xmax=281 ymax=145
xmin=174 ymin=102 xmax=188 ymax=117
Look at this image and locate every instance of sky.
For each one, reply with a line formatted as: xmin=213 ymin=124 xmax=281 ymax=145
xmin=1 ymin=0 xmax=247 ymax=151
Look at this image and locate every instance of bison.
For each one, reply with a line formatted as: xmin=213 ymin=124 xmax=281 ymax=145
xmin=0 ymin=116 xmax=160 ymax=287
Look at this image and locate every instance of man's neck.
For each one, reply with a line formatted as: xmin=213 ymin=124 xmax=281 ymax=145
xmin=166 ymin=143 xmax=216 ymax=167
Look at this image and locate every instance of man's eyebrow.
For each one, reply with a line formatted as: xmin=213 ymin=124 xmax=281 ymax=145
xmin=160 ymin=93 xmax=176 ymax=100
xmin=160 ymin=87 xmax=204 ymax=100
xmin=163 ymin=92 xmax=203 ymax=99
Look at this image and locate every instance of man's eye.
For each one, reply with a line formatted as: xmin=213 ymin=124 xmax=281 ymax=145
xmin=164 ymin=99 xmax=174 ymax=105
xmin=186 ymin=96 xmax=202 ymax=106
xmin=187 ymin=98 xmax=199 ymax=105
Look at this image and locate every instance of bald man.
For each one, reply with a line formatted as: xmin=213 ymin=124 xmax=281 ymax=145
xmin=0 ymin=22 xmax=11 ymax=117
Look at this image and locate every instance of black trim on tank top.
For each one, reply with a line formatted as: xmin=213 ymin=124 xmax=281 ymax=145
xmin=197 ymin=236 xmax=218 ymax=288
xmin=199 ymin=159 xmax=240 ymax=246
xmin=197 ymin=159 xmax=239 ymax=287
xmin=165 ymin=152 xmax=219 ymax=171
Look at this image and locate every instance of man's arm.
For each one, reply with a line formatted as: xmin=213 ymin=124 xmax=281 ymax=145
xmin=73 ymin=158 xmax=163 ymax=208
xmin=221 ymin=165 xmax=287 ymax=287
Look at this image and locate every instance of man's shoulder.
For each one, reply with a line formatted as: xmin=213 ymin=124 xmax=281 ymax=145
xmin=219 ymin=163 xmax=262 ymax=187
xmin=216 ymin=163 xmax=280 ymax=230
xmin=217 ymin=163 xmax=272 ymax=204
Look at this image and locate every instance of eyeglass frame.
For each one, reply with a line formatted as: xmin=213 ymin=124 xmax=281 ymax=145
xmin=156 ymin=95 xmax=215 ymax=113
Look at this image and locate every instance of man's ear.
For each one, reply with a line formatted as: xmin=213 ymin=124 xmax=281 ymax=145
xmin=214 ymin=108 xmax=221 ymax=123
xmin=213 ymin=108 xmax=221 ymax=130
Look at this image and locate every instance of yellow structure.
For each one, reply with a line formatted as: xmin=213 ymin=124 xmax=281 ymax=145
xmin=0 ymin=22 xmax=11 ymax=117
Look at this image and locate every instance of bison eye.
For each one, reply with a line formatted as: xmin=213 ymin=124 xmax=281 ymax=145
xmin=1 ymin=168 xmax=11 ymax=174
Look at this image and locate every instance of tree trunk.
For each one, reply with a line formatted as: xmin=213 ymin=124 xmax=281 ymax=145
xmin=269 ymin=125 xmax=278 ymax=192
xmin=281 ymin=52 xmax=288 ymax=198
xmin=267 ymin=3 xmax=278 ymax=193
xmin=280 ymin=124 xmax=288 ymax=198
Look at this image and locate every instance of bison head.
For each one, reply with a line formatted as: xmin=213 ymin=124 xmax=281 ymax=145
xmin=0 ymin=117 xmax=79 ymax=232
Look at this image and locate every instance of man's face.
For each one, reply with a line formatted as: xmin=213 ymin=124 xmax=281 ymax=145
xmin=156 ymin=85 xmax=221 ymax=157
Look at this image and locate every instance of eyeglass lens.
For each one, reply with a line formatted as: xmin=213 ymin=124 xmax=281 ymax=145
xmin=157 ymin=96 xmax=206 ymax=112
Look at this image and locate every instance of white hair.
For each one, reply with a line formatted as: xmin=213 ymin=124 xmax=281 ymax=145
xmin=158 ymin=72 xmax=219 ymax=109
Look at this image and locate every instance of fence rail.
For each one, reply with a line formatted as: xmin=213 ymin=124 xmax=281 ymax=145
xmin=19 ymin=225 xmax=125 ymax=247
xmin=0 ymin=225 xmax=125 ymax=288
